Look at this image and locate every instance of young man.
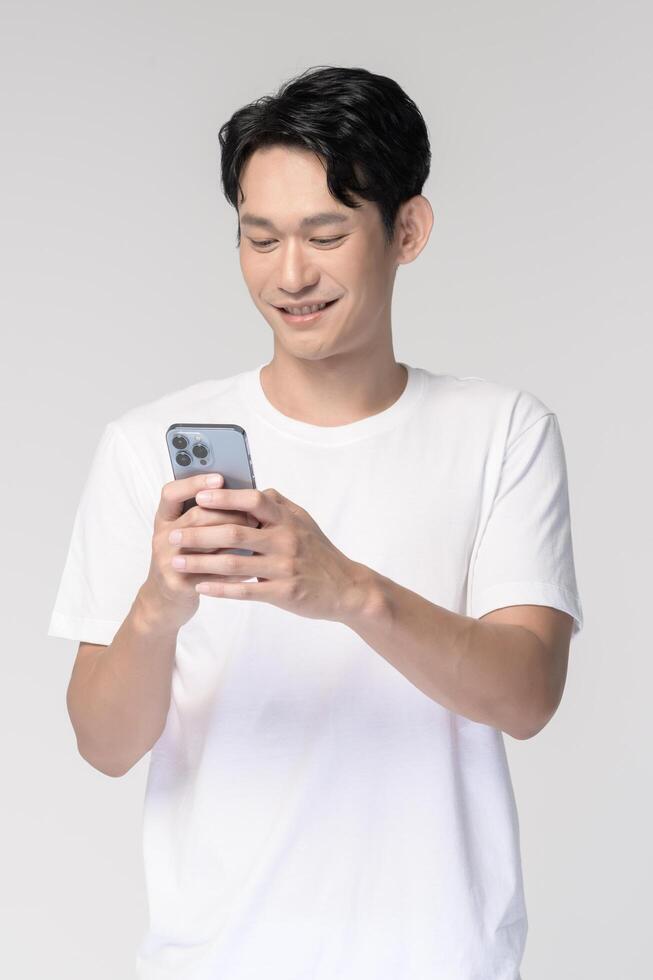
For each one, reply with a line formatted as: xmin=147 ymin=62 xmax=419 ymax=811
xmin=48 ymin=66 xmax=583 ymax=979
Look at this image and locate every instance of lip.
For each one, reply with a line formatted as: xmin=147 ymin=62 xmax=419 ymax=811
xmin=274 ymin=298 xmax=340 ymax=324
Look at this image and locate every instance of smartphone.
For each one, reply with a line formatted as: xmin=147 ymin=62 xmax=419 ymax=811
xmin=165 ymin=423 xmax=258 ymax=557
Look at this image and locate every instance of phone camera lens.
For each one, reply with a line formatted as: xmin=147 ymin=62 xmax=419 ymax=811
xmin=175 ymin=451 xmax=192 ymax=466
xmin=193 ymin=443 xmax=208 ymax=459
xmin=172 ymin=434 xmax=188 ymax=450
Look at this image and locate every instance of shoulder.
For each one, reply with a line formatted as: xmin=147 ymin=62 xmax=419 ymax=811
xmin=418 ymin=366 xmax=555 ymax=445
xmin=98 ymin=371 xmax=248 ymax=489
xmin=108 ymin=372 xmax=244 ymax=440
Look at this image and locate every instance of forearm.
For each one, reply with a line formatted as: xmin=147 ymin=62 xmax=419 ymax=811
xmin=341 ymin=564 xmax=550 ymax=740
xmin=68 ymin=586 xmax=180 ymax=776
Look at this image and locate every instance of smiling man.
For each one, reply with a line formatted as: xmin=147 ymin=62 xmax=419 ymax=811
xmin=48 ymin=66 xmax=584 ymax=980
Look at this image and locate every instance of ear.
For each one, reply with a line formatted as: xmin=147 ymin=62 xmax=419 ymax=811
xmin=394 ymin=195 xmax=435 ymax=265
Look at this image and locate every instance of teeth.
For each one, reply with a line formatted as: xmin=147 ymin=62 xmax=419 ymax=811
xmin=283 ymin=302 xmax=327 ymax=314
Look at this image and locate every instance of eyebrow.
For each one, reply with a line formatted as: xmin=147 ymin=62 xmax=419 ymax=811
xmin=239 ymin=211 xmax=350 ymax=231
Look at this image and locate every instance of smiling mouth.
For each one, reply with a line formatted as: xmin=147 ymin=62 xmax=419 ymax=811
xmin=276 ymin=296 xmax=340 ymax=326
xmin=276 ymin=298 xmax=339 ymax=315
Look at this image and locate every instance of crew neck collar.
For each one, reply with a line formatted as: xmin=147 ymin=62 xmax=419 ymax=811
xmin=238 ymin=361 xmax=426 ymax=446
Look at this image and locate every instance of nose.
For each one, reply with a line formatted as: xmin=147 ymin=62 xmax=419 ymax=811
xmin=276 ymin=240 xmax=320 ymax=296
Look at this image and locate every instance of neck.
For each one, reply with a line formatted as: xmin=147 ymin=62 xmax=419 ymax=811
xmin=259 ymin=350 xmax=408 ymax=427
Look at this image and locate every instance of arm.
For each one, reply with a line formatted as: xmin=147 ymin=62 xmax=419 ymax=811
xmin=342 ymin=564 xmax=574 ymax=740
xmin=64 ymin=469 xmax=257 ymax=778
xmin=67 ymin=586 xmax=179 ymax=777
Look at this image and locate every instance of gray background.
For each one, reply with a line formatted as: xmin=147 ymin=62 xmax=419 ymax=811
xmin=2 ymin=1 xmax=651 ymax=976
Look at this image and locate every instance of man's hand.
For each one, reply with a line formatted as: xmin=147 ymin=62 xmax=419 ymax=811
xmin=167 ymin=485 xmax=373 ymax=623
xmin=139 ymin=472 xmax=261 ymax=633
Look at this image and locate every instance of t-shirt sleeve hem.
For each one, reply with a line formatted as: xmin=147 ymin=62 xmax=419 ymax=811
xmin=469 ymin=580 xmax=584 ymax=636
xmin=47 ymin=611 xmax=123 ymax=646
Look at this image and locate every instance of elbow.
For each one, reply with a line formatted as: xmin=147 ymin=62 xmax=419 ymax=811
xmin=509 ymin=721 xmax=544 ymax=741
xmin=80 ymin=749 xmax=129 ymax=778
xmin=75 ymin=740 xmax=132 ymax=778
xmin=67 ymin=693 xmax=133 ymax=777
xmin=510 ymin=723 xmax=543 ymax=741
xmin=94 ymin=762 xmax=129 ymax=779
xmin=510 ymin=700 xmax=557 ymax=740
xmin=509 ymin=638 xmax=566 ymax=740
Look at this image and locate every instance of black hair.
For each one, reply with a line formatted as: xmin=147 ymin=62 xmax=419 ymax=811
xmin=218 ymin=65 xmax=431 ymax=247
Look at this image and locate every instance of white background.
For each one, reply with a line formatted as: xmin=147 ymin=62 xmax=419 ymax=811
xmin=2 ymin=1 xmax=651 ymax=976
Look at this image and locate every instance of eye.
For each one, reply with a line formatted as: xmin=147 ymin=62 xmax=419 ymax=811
xmin=312 ymin=236 xmax=345 ymax=246
xmin=249 ymin=236 xmax=346 ymax=249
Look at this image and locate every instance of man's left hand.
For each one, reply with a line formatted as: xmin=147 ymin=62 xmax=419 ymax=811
xmin=168 ymin=484 xmax=374 ymax=623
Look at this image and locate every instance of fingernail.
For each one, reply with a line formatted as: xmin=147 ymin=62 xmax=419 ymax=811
xmin=206 ymin=474 xmax=223 ymax=487
xmin=169 ymin=530 xmax=182 ymax=544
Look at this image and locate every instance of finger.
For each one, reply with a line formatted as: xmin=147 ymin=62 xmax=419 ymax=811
xmin=195 ymin=577 xmax=275 ymax=601
xmin=169 ymin=522 xmax=263 ymax=553
xmin=174 ymin=507 xmax=259 ymax=555
xmin=158 ymin=472 xmax=224 ymax=522
xmin=180 ymin=505 xmax=257 ymax=529
xmin=171 ymin=551 xmax=275 ymax=579
xmin=192 ymin=487 xmax=274 ymax=527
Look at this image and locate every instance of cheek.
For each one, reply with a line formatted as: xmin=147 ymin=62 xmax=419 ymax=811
xmin=346 ymin=243 xmax=382 ymax=285
xmin=239 ymin=254 xmax=265 ymax=293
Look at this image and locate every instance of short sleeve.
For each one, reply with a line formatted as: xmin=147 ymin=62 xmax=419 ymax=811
xmin=47 ymin=421 xmax=156 ymax=646
xmin=468 ymin=404 xmax=584 ymax=636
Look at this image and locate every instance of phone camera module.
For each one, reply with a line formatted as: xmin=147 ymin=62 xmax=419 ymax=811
xmin=172 ymin=434 xmax=188 ymax=450
xmin=192 ymin=443 xmax=208 ymax=459
xmin=175 ymin=451 xmax=192 ymax=467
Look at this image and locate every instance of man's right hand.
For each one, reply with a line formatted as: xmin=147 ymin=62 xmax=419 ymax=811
xmin=138 ymin=472 xmax=258 ymax=632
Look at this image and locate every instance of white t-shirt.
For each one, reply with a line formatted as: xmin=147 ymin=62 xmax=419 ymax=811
xmin=48 ymin=361 xmax=583 ymax=980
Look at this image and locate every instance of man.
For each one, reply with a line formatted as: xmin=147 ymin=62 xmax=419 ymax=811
xmin=48 ymin=66 xmax=583 ymax=979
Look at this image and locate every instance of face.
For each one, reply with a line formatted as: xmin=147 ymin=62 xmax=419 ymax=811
xmin=237 ymin=145 xmax=402 ymax=361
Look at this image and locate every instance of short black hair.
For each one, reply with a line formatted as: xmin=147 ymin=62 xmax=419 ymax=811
xmin=218 ymin=65 xmax=431 ymax=247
